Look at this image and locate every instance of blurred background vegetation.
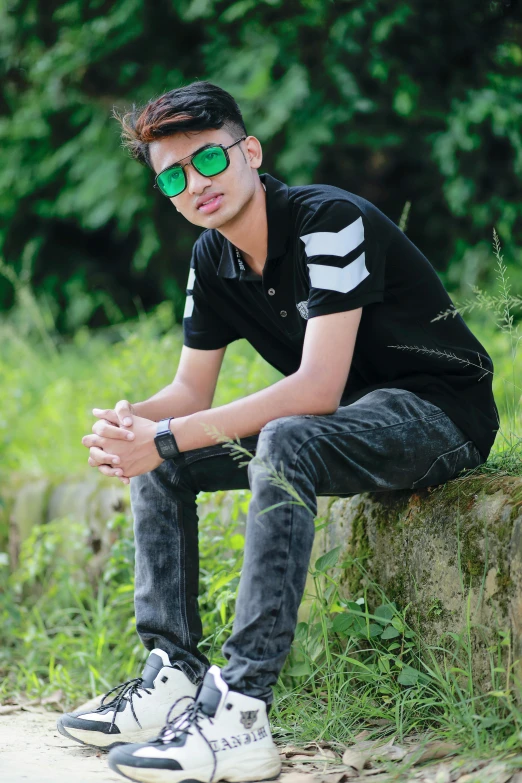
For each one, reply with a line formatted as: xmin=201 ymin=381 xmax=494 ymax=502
xmin=1 ymin=0 xmax=522 ymax=332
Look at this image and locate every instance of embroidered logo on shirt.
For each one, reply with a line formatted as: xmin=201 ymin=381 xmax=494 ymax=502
xmin=296 ymin=300 xmax=309 ymax=320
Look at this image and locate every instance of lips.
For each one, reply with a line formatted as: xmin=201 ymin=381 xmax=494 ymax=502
xmin=196 ymin=193 xmax=224 ymax=214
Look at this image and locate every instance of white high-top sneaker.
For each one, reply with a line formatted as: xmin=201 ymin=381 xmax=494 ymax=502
xmin=107 ymin=664 xmax=282 ymax=783
xmin=57 ymin=649 xmax=199 ymax=750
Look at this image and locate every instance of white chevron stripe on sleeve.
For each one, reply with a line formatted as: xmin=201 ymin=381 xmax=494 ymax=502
xmin=183 ymin=294 xmax=194 ymax=318
xmin=187 ymin=267 xmax=196 ymax=290
xmin=307 ymin=251 xmax=370 ymax=293
xmin=300 ymin=216 xmax=364 ymax=258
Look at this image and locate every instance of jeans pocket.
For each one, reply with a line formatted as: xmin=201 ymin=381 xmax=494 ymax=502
xmin=411 ymin=440 xmax=482 ymax=490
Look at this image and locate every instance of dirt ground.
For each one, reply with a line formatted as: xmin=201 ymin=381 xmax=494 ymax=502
xmin=3 ymin=707 xmax=522 ymax=783
xmin=0 ymin=710 xmax=121 ymax=783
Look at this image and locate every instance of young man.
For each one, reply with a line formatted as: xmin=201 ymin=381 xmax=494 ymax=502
xmin=58 ymin=82 xmax=498 ymax=782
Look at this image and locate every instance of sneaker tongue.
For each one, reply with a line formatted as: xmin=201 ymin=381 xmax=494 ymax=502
xmin=195 ymin=665 xmax=228 ymax=717
xmin=141 ymin=649 xmax=172 ymax=688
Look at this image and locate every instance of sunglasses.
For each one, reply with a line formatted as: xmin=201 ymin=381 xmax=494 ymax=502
xmin=154 ymin=137 xmax=247 ymax=198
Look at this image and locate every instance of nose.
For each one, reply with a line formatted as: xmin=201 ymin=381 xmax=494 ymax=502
xmin=186 ymin=163 xmax=212 ymax=195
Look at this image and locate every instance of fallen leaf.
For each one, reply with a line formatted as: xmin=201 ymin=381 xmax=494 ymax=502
xmin=353 ymin=730 xmax=372 ymax=742
xmin=281 ymin=746 xmax=318 ymax=758
xmin=312 ymin=750 xmax=338 ymax=761
xmin=372 ymin=739 xmax=407 ymax=762
xmin=406 ymin=741 xmax=460 ymax=765
xmin=457 ymin=763 xmax=512 ymax=783
xmin=342 ymin=748 xmax=371 ymax=771
xmin=41 ymin=689 xmax=65 ymax=709
xmin=0 ymin=704 xmax=21 ymax=715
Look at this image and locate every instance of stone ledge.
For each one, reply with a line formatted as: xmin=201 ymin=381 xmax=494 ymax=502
xmin=316 ymin=472 xmax=522 ymax=692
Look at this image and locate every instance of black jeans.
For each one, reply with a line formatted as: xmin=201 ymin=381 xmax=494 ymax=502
xmin=130 ymin=388 xmax=484 ymax=704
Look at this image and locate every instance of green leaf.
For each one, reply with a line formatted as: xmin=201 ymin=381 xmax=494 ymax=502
xmin=397 ymin=665 xmax=420 ymax=686
xmin=332 ymin=613 xmax=354 ymax=634
xmin=391 ymin=615 xmax=405 ymax=633
xmin=294 ymin=621 xmax=309 ymax=642
xmin=374 ymin=604 xmax=395 ymax=623
xmin=314 ymin=546 xmax=341 ymax=573
xmin=381 ymin=625 xmax=401 ymax=639
xmin=368 ymin=623 xmax=383 ymax=638
xmin=229 ymin=534 xmax=245 ymax=550
xmin=286 ymin=661 xmax=311 ymax=677
xmin=208 ymin=571 xmax=240 ymax=597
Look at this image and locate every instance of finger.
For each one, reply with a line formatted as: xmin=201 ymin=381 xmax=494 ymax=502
xmin=83 ymin=434 xmax=103 ymax=449
xmin=97 ymin=464 xmax=125 ymax=478
xmin=115 ymin=399 xmax=134 ymax=428
xmin=88 ymin=445 xmax=121 ymax=465
xmin=92 ymin=420 xmax=134 ymax=441
xmin=92 ymin=408 xmax=120 ymax=425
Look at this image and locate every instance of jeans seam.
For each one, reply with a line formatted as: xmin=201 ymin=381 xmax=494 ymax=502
xmin=176 ymin=496 xmax=191 ymax=651
xmin=275 ymin=411 xmax=448 ymax=462
xmin=411 ymin=439 xmax=476 ymax=488
xmin=255 ymin=436 xmax=305 ymax=664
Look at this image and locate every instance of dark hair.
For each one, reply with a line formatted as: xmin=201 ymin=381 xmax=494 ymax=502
xmin=113 ymin=81 xmax=247 ymax=168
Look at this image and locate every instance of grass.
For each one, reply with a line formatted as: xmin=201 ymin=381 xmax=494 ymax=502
xmin=0 ymin=230 xmax=521 ymax=768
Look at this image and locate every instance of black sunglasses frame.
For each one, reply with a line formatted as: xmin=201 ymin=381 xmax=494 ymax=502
xmin=154 ymin=137 xmax=247 ymax=197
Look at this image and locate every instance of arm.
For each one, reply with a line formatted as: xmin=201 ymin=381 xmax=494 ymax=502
xmin=85 ymin=344 xmax=226 ymax=481
xmin=130 ymin=344 xmax=226 ymax=421
xmin=169 ymin=307 xmax=363 ymax=451
xmin=83 ymin=307 xmax=362 ymax=479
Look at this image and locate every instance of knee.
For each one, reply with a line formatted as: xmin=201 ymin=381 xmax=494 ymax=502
xmin=249 ymin=415 xmax=309 ymax=476
xmin=130 ymin=460 xmax=180 ymax=507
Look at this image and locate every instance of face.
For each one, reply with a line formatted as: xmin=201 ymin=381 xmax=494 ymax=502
xmin=149 ymin=128 xmax=263 ymax=230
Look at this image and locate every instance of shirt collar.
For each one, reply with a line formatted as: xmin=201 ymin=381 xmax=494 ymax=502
xmin=216 ymin=172 xmax=290 ymax=279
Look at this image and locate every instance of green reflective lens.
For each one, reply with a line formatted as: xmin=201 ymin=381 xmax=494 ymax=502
xmin=192 ymin=146 xmax=228 ymax=177
xmin=157 ymin=166 xmax=186 ymax=197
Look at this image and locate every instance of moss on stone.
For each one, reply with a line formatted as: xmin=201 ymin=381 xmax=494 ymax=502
xmin=345 ymin=508 xmax=373 ymax=595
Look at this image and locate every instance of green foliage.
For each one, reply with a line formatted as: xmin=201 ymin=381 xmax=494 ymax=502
xmin=0 ymin=301 xmax=281 ymax=477
xmin=1 ymin=1 xmax=521 ymax=329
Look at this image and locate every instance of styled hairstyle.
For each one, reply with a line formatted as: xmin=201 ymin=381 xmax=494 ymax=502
xmin=113 ymin=81 xmax=247 ymax=168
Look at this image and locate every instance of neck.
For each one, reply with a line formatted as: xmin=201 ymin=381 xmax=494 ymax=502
xmin=217 ymin=178 xmax=267 ymax=275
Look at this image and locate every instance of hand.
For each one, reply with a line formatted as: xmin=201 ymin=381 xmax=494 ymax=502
xmin=83 ymin=413 xmax=163 ymax=483
xmin=85 ymin=400 xmax=138 ymax=484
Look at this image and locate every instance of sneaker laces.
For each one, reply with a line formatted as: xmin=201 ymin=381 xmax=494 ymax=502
xmin=95 ymin=677 xmax=151 ymax=733
xmin=153 ymin=696 xmax=218 ymax=782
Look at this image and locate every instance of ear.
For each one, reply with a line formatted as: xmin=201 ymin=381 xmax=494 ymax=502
xmin=244 ymin=136 xmax=263 ymax=170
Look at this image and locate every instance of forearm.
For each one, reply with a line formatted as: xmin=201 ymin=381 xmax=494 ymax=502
xmin=171 ymin=371 xmax=335 ymax=452
xmin=131 ymin=379 xmax=211 ymax=422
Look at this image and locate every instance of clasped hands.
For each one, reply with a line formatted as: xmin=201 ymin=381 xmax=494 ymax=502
xmin=82 ymin=400 xmax=163 ymax=485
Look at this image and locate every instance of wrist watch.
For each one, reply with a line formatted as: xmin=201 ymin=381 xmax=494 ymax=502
xmin=154 ymin=418 xmax=180 ymax=459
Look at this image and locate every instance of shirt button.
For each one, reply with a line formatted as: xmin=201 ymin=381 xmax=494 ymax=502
xmin=268 ymin=288 xmax=275 ymax=295
xmin=280 ymin=310 xmax=287 ymax=317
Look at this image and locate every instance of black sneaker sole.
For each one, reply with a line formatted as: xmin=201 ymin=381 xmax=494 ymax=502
xmin=56 ymin=716 xmax=128 ymax=752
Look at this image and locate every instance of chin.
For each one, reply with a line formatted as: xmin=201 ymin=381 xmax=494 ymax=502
xmin=199 ymin=207 xmax=239 ymax=230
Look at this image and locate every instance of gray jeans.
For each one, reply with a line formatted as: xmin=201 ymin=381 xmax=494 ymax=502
xmin=130 ymin=388 xmax=484 ymax=704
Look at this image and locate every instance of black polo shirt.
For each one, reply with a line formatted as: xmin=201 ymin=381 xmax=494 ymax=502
xmin=182 ymin=172 xmax=499 ymax=461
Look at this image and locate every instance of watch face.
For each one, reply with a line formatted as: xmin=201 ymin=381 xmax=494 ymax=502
xmin=157 ymin=433 xmax=178 ymax=458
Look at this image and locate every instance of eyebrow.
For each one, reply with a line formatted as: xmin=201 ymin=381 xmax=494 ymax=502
xmin=163 ymin=142 xmax=216 ymax=171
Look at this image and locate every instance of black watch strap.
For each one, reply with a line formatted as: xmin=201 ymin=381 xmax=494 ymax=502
xmin=154 ymin=418 xmax=180 ymax=459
